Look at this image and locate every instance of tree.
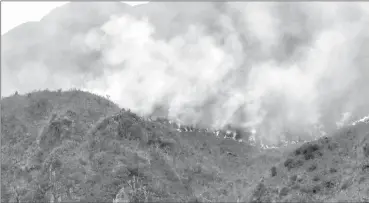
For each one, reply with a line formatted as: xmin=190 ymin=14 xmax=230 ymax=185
xmin=1 ymin=182 xmax=11 ymax=203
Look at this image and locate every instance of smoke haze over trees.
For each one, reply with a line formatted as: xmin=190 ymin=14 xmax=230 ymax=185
xmin=2 ymin=2 xmax=369 ymax=145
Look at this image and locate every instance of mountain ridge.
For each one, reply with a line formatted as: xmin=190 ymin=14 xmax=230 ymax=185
xmin=1 ymin=89 xmax=368 ymax=202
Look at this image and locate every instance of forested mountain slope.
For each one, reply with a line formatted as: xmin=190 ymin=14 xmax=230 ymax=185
xmin=1 ymin=90 xmax=368 ymax=202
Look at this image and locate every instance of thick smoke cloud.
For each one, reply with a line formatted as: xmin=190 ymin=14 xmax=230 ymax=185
xmin=3 ymin=2 xmax=369 ymax=145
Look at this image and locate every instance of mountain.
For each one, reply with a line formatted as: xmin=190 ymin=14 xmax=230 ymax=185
xmin=1 ymin=90 xmax=368 ymax=202
xmin=2 ymin=2 xmax=369 ymax=202
xmin=0 ymin=90 xmax=275 ymax=202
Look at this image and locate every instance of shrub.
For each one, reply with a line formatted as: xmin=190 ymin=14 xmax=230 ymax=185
xmin=270 ymin=166 xmax=277 ymax=177
xmin=26 ymin=97 xmax=53 ymax=120
xmin=361 ymin=163 xmax=369 ymax=172
xmin=311 ymin=185 xmax=321 ymax=194
xmin=117 ymin=118 xmax=134 ymax=139
xmin=328 ymin=142 xmax=338 ymax=151
xmin=340 ymin=178 xmax=352 ymax=190
xmin=323 ymin=180 xmax=335 ymax=189
xmin=250 ymin=183 xmax=268 ymax=202
xmin=290 ymin=175 xmax=297 ymax=182
xmin=126 ymin=176 xmax=151 ymax=202
xmin=363 ymin=143 xmax=369 ymax=158
xmin=296 ymin=143 xmax=321 ymax=159
xmin=79 ymin=158 xmax=88 ymax=166
xmin=307 ymin=164 xmax=317 ymax=172
xmin=279 ymin=187 xmax=289 ymax=197
xmin=127 ymin=124 xmax=148 ymax=143
xmin=284 ymin=158 xmax=304 ymax=171
xmin=312 ymin=176 xmax=320 ymax=182
xmin=304 ymin=153 xmax=315 ymax=160
xmin=329 ymin=168 xmax=337 ymax=173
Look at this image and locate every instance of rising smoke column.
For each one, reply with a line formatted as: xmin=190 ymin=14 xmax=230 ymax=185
xmin=81 ymin=2 xmax=369 ymax=145
xmin=3 ymin=2 xmax=369 ymax=145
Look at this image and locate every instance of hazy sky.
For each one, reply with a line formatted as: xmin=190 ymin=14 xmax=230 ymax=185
xmin=0 ymin=1 xmax=149 ymax=35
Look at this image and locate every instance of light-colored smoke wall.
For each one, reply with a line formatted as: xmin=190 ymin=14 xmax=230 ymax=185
xmin=3 ymin=2 xmax=369 ymax=145
xmin=82 ymin=3 xmax=369 ymax=145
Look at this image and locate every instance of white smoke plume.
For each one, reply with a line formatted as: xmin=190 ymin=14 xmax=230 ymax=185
xmin=3 ymin=2 xmax=369 ymax=145
xmin=80 ymin=3 xmax=369 ymax=145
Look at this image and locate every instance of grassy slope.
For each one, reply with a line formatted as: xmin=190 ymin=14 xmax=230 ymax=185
xmin=1 ymin=90 xmax=368 ymax=202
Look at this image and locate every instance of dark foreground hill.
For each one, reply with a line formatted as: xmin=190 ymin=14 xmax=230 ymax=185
xmin=1 ymin=90 xmax=368 ymax=202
